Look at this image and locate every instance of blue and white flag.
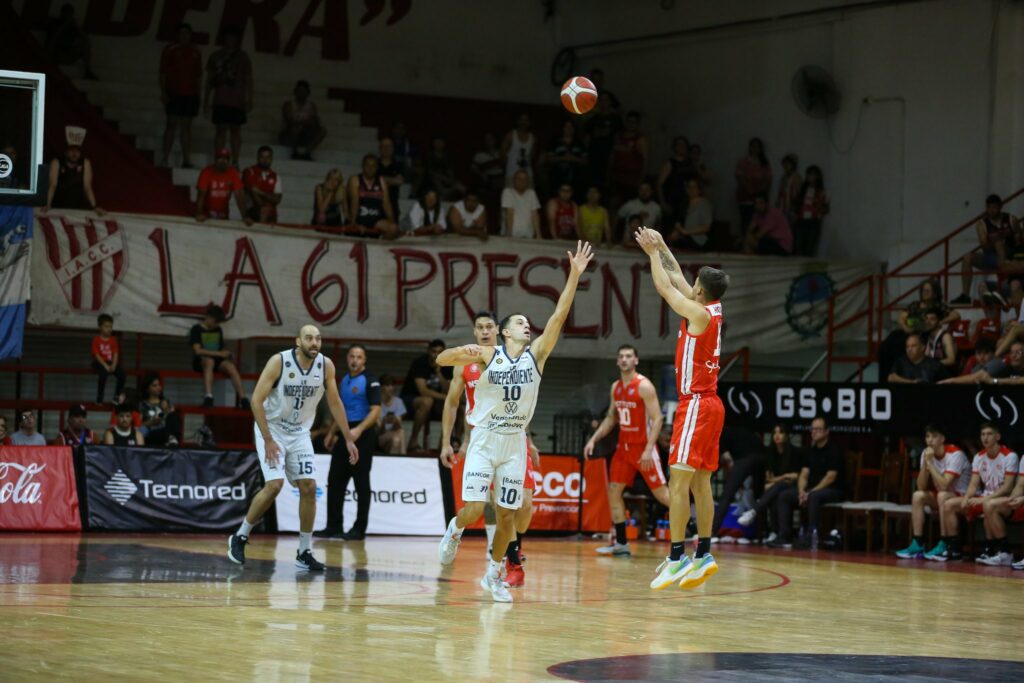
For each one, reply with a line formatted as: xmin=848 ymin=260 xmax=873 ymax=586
xmin=0 ymin=206 xmax=32 ymax=359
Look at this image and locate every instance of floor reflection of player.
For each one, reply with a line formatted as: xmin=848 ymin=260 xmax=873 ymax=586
xmin=440 ymin=310 xmax=541 ymax=587
xmin=437 ymin=241 xmax=594 ymax=602
xmin=636 ymin=227 xmax=730 ymax=591
xmin=228 ymin=325 xmax=359 ymax=571
xmin=585 ymin=344 xmax=669 ymax=556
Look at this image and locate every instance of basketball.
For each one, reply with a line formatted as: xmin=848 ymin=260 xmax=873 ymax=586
xmin=560 ymin=76 xmax=598 ymax=115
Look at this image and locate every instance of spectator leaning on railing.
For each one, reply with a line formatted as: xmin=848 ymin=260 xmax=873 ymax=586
xmin=940 ymin=340 xmax=1024 ymax=385
xmin=447 ymin=191 xmax=488 ymax=240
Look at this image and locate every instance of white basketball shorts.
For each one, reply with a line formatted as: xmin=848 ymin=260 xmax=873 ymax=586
xmin=461 ymin=429 xmax=528 ymax=510
xmin=254 ymin=425 xmax=315 ymax=484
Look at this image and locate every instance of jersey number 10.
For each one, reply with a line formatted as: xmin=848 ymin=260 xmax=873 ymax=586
xmin=502 ymin=385 xmax=522 ymax=402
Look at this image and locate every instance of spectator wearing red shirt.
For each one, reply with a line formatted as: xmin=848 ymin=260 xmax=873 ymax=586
xmin=57 ymin=404 xmax=95 ymax=446
xmin=92 ymin=313 xmax=126 ymax=404
xmin=243 ymin=146 xmax=282 ymax=224
xmin=743 ymin=193 xmax=793 ymax=255
xmin=196 ymin=148 xmax=251 ymax=224
xmin=159 ymin=22 xmax=203 ymax=168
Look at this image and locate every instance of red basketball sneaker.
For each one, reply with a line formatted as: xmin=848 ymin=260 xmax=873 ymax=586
xmin=505 ymin=559 xmax=525 ymax=587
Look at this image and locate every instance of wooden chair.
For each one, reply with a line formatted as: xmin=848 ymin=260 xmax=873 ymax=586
xmin=835 ymin=450 xmax=906 ymax=551
xmin=823 ymin=450 xmax=863 ymax=534
xmin=882 ymin=446 xmax=917 ymax=553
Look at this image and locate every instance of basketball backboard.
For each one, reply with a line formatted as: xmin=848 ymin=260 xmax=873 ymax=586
xmin=0 ymin=69 xmax=46 ymax=205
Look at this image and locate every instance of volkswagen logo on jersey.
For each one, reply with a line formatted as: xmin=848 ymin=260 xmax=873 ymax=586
xmin=504 ymin=402 xmax=519 ymax=415
xmin=975 ymin=391 xmax=1020 ymax=426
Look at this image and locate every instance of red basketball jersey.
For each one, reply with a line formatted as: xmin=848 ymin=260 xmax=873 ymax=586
xmin=462 ymin=362 xmax=481 ymax=414
xmin=675 ymin=301 xmax=723 ymax=398
xmin=613 ymin=374 xmax=649 ymax=445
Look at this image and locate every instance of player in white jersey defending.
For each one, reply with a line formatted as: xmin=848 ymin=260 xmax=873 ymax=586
xmin=437 ymin=241 xmax=594 ymax=602
xmin=228 ymin=325 xmax=359 ymax=570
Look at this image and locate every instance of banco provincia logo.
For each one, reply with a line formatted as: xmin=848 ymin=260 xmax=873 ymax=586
xmin=785 ymin=271 xmax=835 ymax=339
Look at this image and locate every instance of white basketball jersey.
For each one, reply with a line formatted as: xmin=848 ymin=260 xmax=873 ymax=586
xmin=466 ymin=345 xmax=541 ymax=435
xmin=263 ymin=349 xmax=326 ymax=434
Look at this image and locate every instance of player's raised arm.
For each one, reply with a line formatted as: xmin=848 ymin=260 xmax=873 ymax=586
xmin=532 ymin=240 xmax=595 ymax=365
xmin=636 ymin=228 xmax=710 ymax=332
xmin=639 ymin=227 xmax=692 ymax=298
xmin=440 ymin=369 xmax=467 ymax=468
xmin=323 ymin=358 xmax=361 ymax=464
xmin=583 ymin=385 xmax=618 ymax=459
xmin=250 ymin=354 xmax=283 ymax=465
xmin=436 ymin=344 xmax=492 ymax=367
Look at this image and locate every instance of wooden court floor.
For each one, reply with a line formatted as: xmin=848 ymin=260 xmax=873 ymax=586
xmin=2 ymin=533 xmax=1022 ymax=682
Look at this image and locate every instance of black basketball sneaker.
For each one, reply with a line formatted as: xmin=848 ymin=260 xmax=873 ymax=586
xmin=227 ymin=534 xmax=247 ymax=565
xmin=295 ymin=549 xmax=325 ymax=571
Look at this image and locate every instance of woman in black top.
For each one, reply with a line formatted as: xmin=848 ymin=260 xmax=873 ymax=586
xmin=138 ymin=374 xmax=181 ymax=447
xmin=737 ymin=423 xmax=802 ymax=538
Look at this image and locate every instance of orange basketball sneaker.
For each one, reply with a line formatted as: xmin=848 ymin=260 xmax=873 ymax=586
xmin=505 ymin=558 xmax=525 ymax=587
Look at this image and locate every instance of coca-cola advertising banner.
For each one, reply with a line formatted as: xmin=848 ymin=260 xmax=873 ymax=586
xmin=450 ymin=455 xmax=611 ymax=533
xmin=29 ymin=212 xmax=873 ymax=356
xmin=84 ymin=446 xmax=262 ymax=531
xmin=0 ymin=446 xmax=81 ymax=531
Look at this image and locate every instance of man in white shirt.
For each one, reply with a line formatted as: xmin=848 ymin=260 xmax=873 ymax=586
xmin=617 ymin=180 xmax=661 ymax=244
xmin=501 ymin=170 xmax=540 ymax=239
xmin=448 ymin=191 xmax=488 ymax=239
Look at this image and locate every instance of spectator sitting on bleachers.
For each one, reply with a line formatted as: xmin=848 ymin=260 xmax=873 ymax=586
xmin=46 ymin=133 xmax=104 ymax=215
xmin=46 ymin=3 xmax=97 ymax=79
xmin=347 ymin=154 xmax=398 ymax=239
xmin=941 ymin=340 xmax=1024 ymax=385
xmin=737 ymin=423 xmax=803 ymax=541
xmin=616 ymin=180 xmax=660 ymax=245
xmin=195 ymin=148 xmax=251 ymax=225
xmin=878 ymin=279 xmax=959 ymax=379
xmin=279 ymin=80 xmax=325 ymax=160
xmin=242 ymin=146 xmax=282 ymax=224
xmin=312 ymin=169 xmax=346 ymax=227
xmin=895 ymin=424 xmax=970 ymax=560
xmin=546 ymin=183 xmax=580 ymax=240
xmin=544 ymin=120 xmax=587 ymax=198
xmin=377 ymin=375 xmax=407 ymax=455
xmin=937 ymin=423 xmax=1018 ymax=561
xmin=104 ymin=404 xmax=145 ymax=446
xmin=579 ymin=186 xmax=611 ymax=246
xmin=203 ymin=25 xmax=252 ymax=166
xmin=400 ymin=339 xmax=452 ymax=452
xmin=447 ymin=191 xmax=488 ymax=240
xmin=424 ymin=136 xmax=466 ymax=201
xmin=888 ymin=333 xmax=944 ymax=383
xmin=471 ymin=132 xmax=505 ymax=197
xmin=767 ymin=416 xmax=844 ymax=550
xmin=404 ymin=189 xmax=446 ymax=236
xmin=501 ymin=170 xmax=541 ymax=239
xmin=159 ymin=22 xmax=202 ymax=168
xmin=980 ymin=458 xmax=1024 ymax=569
xmin=922 ymin=308 xmax=957 ymax=376
xmin=11 ymin=410 xmax=46 ymax=446
xmin=502 ymin=113 xmax=537 ymax=187
xmin=735 ymin=138 xmax=773 ymax=229
xmin=743 ymin=193 xmax=792 ymax=256
xmin=138 ymin=374 xmax=180 ymax=447
xmin=92 ymin=313 xmax=126 ymax=404
xmin=666 ymin=179 xmax=711 ymax=251
xmin=961 ymin=337 xmax=996 ymax=375
xmin=378 ymin=137 xmax=405 ymax=219
xmin=56 ymin=403 xmax=95 ymax=446
xmin=953 ymin=193 xmax=1015 ymax=305
xmin=189 ymin=304 xmax=249 ymax=408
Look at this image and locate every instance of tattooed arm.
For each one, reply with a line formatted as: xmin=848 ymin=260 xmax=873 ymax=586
xmin=641 ymin=227 xmax=694 ymax=298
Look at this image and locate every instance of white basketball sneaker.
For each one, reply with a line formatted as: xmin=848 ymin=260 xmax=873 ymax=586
xmin=480 ymin=561 xmax=513 ymax=602
xmin=595 ymin=542 xmax=631 ymax=556
xmin=650 ymin=556 xmax=694 ymax=590
xmin=977 ymin=551 xmax=1012 ymax=567
xmin=438 ymin=518 xmax=462 ymax=565
xmin=737 ymin=509 xmax=756 ymax=527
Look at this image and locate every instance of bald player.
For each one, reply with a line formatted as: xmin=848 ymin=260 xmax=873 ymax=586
xmin=228 ymin=325 xmax=359 ymax=571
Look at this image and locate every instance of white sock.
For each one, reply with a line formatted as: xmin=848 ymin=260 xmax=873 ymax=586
xmin=452 ymin=518 xmax=464 ymax=537
xmin=299 ymin=532 xmax=312 ymax=553
xmin=488 ymin=558 xmax=502 ymax=576
xmin=237 ymin=519 xmax=254 ymax=538
xmin=485 ymin=523 xmax=496 ymax=548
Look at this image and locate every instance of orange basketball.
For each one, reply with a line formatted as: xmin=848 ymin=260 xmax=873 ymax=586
xmin=560 ymin=76 xmax=598 ymax=115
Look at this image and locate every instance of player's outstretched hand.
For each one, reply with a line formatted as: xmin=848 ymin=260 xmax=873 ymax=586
xmin=265 ymin=440 xmax=282 ymax=468
xmin=568 ymin=240 xmax=594 ymax=276
xmin=634 ymin=227 xmax=659 ymax=254
xmin=440 ymin=444 xmax=459 ymax=469
xmin=346 ymin=439 xmax=359 ymax=464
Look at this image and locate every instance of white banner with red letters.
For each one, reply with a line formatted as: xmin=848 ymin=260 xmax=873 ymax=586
xmin=28 ymin=212 xmax=874 ymax=356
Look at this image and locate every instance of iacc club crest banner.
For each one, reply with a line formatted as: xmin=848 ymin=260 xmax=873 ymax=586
xmin=29 ymin=212 xmax=874 ymax=356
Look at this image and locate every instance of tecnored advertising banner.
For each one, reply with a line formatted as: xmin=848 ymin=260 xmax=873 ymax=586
xmin=0 ymin=446 xmax=81 ymax=531
xmin=84 ymin=446 xmax=262 ymax=531
xmin=276 ymin=454 xmax=446 ymax=535
xmin=450 ymin=454 xmax=611 ymax=533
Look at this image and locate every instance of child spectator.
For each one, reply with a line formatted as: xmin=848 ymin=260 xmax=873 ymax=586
xmin=195 ymin=148 xmax=251 ymax=224
xmin=961 ymin=338 xmax=996 ymax=375
xmin=138 ymin=374 xmax=180 ymax=447
xmin=447 ymin=191 xmax=488 ymax=239
xmin=279 ymin=80 xmax=326 ymax=160
xmin=312 ymin=169 xmax=346 ymax=227
xmin=377 ymin=375 xmax=407 ymax=454
xmin=57 ymin=403 xmax=95 ymax=446
xmin=159 ymin=22 xmax=202 ymax=168
xmin=242 ymin=146 xmax=282 ymax=224
xmin=189 ymin=304 xmax=249 ymax=408
xmin=104 ymin=404 xmax=145 ymax=446
xmin=10 ymin=410 xmax=46 ymax=446
xmin=92 ymin=313 xmax=126 ymax=404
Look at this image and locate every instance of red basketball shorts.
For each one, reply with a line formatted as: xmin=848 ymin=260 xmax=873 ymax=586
xmin=609 ymin=441 xmax=666 ymax=490
xmin=1010 ymin=504 xmax=1024 ymax=523
xmin=670 ymin=393 xmax=724 ymax=472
